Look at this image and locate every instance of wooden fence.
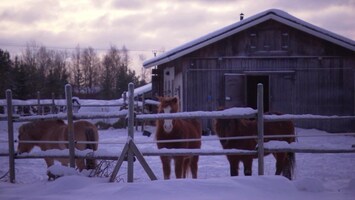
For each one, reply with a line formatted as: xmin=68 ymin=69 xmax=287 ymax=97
xmin=2 ymin=83 xmax=355 ymax=183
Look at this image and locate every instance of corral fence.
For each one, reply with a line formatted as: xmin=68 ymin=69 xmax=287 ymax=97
xmin=2 ymin=83 xmax=355 ymax=183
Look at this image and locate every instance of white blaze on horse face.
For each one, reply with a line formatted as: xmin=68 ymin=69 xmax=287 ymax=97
xmin=163 ymin=106 xmax=173 ymax=133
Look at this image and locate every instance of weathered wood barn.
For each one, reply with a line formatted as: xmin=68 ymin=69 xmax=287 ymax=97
xmin=143 ymin=9 xmax=355 ymax=133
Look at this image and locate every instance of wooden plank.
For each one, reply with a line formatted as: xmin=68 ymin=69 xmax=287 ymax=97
xmin=129 ymin=141 xmax=157 ymax=181
xmin=10 ymin=110 xmax=128 ymax=123
xmin=142 ymin=149 xmax=257 ymax=156
xmin=6 ymin=89 xmax=15 ymax=183
xmin=10 ymin=147 xmax=355 ymax=160
xmin=65 ymin=84 xmax=75 ymax=168
xmin=265 ymin=148 xmax=355 ymax=154
xmin=109 ymin=142 xmax=129 ymax=182
xmin=127 ymin=83 xmax=135 ymax=183
xmin=136 ymin=107 xmax=257 ymax=120
xmin=257 ymin=84 xmax=264 ymax=176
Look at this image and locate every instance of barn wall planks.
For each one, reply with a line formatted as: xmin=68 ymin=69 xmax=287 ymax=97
xmin=155 ymin=19 xmax=355 ymax=132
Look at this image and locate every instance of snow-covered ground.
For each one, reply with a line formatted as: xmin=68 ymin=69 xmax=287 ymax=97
xmin=1 ymin=120 xmax=355 ymax=200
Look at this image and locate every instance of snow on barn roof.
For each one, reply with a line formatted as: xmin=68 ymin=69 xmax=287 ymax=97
xmin=143 ymin=9 xmax=355 ymax=68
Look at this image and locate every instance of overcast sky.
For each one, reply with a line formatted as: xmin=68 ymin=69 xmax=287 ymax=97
xmin=0 ymin=0 xmax=354 ymax=70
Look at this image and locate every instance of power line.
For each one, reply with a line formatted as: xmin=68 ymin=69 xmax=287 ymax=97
xmin=0 ymin=42 xmax=162 ymax=53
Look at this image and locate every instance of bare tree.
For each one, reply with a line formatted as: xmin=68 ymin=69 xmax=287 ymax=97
xmin=81 ymin=47 xmax=101 ymax=95
xmin=70 ymin=45 xmax=85 ymax=95
xmin=19 ymin=41 xmax=69 ymax=98
xmin=101 ymin=45 xmax=122 ymax=99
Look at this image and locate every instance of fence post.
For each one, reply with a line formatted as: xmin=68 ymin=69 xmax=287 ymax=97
xmin=141 ymin=93 xmax=145 ymax=132
xmin=6 ymin=89 xmax=15 ymax=183
xmin=257 ymin=83 xmax=264 ymax=176
xmin=65 ymin=84 xmax=75 ymax=168
xmin=37 ymin=91 xmax=42 ymax=115
xmin=127 ymin=83 xmax=135 ymax=182
xmin=51 ymin=92 xmax=55 ymax=114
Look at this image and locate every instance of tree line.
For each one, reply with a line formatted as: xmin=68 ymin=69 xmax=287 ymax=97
xmin=0 ymin=43 xmax=147 ymax=100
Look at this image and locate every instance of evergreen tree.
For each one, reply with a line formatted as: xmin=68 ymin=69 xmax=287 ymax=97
xmin=0 ymin=49 xmax=12 ymax=98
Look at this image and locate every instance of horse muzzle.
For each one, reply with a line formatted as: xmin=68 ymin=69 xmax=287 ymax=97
xmin=163 ymin=119 xmax=173 ymax=133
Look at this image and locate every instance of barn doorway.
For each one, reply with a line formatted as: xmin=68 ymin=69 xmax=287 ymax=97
xmin=246 ymin=75 xmax=269 ymax=112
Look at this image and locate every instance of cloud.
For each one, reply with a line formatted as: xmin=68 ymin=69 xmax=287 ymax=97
xmin=0 ymin=0 xmax=354 ymax=67
xmin=0 ymin=1 xmax=59 ymax=25
xmin=111 ymin=0 xmax=147 ymax=10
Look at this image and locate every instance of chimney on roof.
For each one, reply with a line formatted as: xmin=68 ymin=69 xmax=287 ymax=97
xmin=240 ymin=13 xmax=244 ymax=21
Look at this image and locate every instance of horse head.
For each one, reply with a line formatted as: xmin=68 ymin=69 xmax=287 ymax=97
xmin=158 ymin=96 xmax=179 ymax=113
xmin=158 ymin=96 xmax=180 ymax=133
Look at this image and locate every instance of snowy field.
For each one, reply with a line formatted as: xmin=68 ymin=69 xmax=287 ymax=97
xmin=1 ymin=120 xmax=355 ymax=200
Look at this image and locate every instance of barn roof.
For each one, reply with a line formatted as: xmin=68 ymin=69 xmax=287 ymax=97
xmin=143 ymin=9 xmax=355 ymax=68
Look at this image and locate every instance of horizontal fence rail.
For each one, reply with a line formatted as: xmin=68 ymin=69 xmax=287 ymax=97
xmin=264 ymin=114 xmax=355 ymax=121
xmin=136 ymin=107 xmax=257 ymax=120
xmin=10 ymin=111 xmax=128 ymax=123
xmin=2 ymin=82 xmax=355 ymax=183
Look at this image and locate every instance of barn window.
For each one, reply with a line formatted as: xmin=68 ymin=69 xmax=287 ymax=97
xmin=250 ymin=33 xmax=257 ymax=50
xmin=281 ymin=32 xmax=289 ymax=50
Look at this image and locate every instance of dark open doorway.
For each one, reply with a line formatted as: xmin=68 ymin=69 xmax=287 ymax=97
xmin=246 ymin=75 xmax=269 ymax=112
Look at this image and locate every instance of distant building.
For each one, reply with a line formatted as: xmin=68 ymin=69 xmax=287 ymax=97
xmin=143 ymin=9 xmax=355 ymax=132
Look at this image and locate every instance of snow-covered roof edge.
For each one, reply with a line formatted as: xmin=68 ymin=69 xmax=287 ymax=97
xmin=143 ymin=9 xmax=355 ymax=68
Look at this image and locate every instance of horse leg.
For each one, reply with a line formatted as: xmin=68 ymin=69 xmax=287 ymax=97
xmin=174 ymin=156 xmax=184 ymax=179
xmin=160 ymin=156 xmax=171 ymax=180
xmin=75 ymin=159 xmax=86 ymax=171
xmin=182 ymin=157 xmax=190 ymax=178
xmin=282 ymin=152 xmax=295 ymax=180
xmin=273 ymin=153 xmax=286 ymax=176
xmin=190 ymin=155 xmax=199 ymax=179
xmin=242 ymin=156 xmax=253 ymax=176
xmin=227 ymin=155 xmax=239 ymax=176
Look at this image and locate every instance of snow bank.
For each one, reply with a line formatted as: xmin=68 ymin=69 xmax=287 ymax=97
xmin=294 ymin=178 xmax=326 ymax=192
xmin=1 ymin=175 xmax=354 ymax=200
xmin=47 ymin=165 xmax=80 ymax=177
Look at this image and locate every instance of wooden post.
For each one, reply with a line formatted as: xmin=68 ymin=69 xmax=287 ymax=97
xmin=127 ymin=83 xmax=135 ymax=182
xmin=123 ymin=92 xmax=127 ymax=108
xmin=110 ymin=83 xmax=157 ymax=183
xmin=135 ymin=97 xmax=138 ymax=131
xmin=257 ymin=83 xmax=264 ymax=176
xmin=6 ymin=89 xmax=15 ymax=183
xmin=37 ymin=91 xmax=41 ymax=115
xmin=141 ymin=93 xmax=145 ymax=132
xmin=65 ymin=84 xmax=75 ymax=168
xmin=51 ymin=92 xmax=55 ymax=114
xmin=123 ymin=92 xmax=127 ymax=128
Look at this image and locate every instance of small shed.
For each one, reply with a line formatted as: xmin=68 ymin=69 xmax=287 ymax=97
xmin=143 ymin=9 xmax=355 ymax=133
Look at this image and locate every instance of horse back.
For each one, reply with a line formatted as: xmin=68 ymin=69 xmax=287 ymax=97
xmin=38 ymin=122 xmax=68 ymax=150
xmin=264 ymin=120 xmax=295 ymax=143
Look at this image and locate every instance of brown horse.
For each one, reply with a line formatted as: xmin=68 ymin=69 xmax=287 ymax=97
xmin=214 ymin=114 xmax=296 ymax=180
xmin=156 ymin=97 xmax=202 ymax=179
xmin=17 ymin=119 xmax=99 ymax=177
